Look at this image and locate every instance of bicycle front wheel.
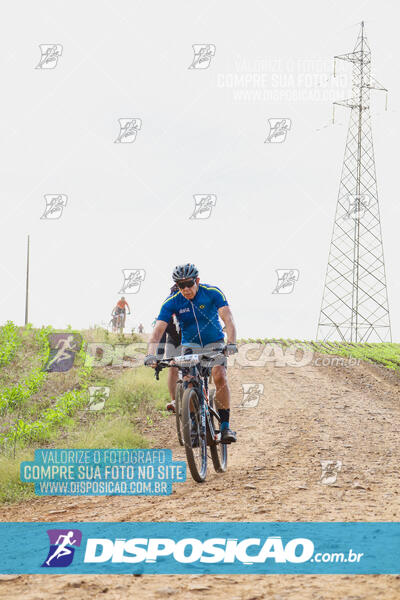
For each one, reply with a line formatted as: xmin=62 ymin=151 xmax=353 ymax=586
xmin=182 ymin=387 xmax=207 ymax=483
xmin=175 ymin=381 xmax=184 ymax=446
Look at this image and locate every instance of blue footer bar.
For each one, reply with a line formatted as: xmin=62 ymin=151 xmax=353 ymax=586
xmin=0 ymin=522 xmax=399 ymax=574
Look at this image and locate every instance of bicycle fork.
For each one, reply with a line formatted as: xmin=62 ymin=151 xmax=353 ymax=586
xmin=183 ymin=377 xmax=218 ymax=445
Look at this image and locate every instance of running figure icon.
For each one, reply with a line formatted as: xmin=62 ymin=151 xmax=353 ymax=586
xmin=41 ymin=528 xmax=82 ymax=568
xmin=46 ymin=335 xmax=78 ymax=369
xmin=45 ymin=531 xmax=77 ymax=566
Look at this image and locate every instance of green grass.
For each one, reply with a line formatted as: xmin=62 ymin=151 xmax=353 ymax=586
xmin=0 ymin=321 xmax=20 ymax=367
xmin=111 ymin=366 xmax=170 ymax=414
xmin=0 ymin=326 xmax=51 ymax=416
xmin=0 ymin=326 xmax=49 ymax=390
xmin=60 ymin=420 xmax=149 ymax=449
xmin=82 ymin=325 xmax=144 ymax=345
xmin=0 ymin=321 xmax=169 ymax=504
xmin=312 ymin=342 xmax=400 ymax=371
xmin=51 ymin=365 xmax=169 ymax=453
xmin=0 ymin=341 xmax=91 ymax=449
xmin=0 ymin=350 xmax=169 ymax=503
xmin=0 ymin=450 xmax=35 ymax=503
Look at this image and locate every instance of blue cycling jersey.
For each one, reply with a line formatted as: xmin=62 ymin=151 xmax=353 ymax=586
xmin=157 ymin=283 xmax=228 ymax=346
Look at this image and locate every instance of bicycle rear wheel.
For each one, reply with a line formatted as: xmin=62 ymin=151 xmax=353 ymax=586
xmin=182 ymin=387 xmax=207 ymax=483
xmin=209 ymin=388 xmax=227 ymax=473
xmin=175 ymin=381 xmax=184 ymax=446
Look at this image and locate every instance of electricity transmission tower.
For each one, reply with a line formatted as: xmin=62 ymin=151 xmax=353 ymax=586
xmin=317 ymin=22 xmax=392 ymax=343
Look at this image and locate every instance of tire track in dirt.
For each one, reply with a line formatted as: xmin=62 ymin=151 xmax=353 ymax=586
xmin=1 ymin=356 xmax=400 ymax=599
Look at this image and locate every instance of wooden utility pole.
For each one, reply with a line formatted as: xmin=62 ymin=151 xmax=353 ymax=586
xmin=25 ymin=235 xmax=30 ymax=326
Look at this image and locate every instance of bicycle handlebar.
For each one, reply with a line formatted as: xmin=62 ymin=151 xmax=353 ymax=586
xmin=153 ymin=347 xmax=227 ymax=380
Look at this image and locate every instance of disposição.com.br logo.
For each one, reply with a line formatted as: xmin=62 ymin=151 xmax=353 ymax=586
xmin=37 ymin=529 xmax=365 ymax=572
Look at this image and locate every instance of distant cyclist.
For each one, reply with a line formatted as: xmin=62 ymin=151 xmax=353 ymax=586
xmin=112 ymin=297 xmax=131 ymax=332
xmin=145 ymin=263 xmax=238 ymax=444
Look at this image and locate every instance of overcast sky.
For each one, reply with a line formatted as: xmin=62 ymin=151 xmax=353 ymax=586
xmin=0 ymin=0 xmax=399 ymax=341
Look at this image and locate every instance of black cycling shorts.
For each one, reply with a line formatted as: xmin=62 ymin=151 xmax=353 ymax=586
xmin=156 ymin=331 xmax=181 ymax=359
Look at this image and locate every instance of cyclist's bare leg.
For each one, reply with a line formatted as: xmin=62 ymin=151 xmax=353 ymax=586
xmin=211 ymin=365 xmax=230 ymax=409
xmin=167 ymin=367 xmax=179 ymax=401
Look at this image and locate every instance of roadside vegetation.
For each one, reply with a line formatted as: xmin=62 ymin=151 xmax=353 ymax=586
xmin=0 ymin=321 xmax=21 ymax=367
xmin=238 ymin=338 xmax=400 ymax=372
xmin=0 ymin=323 xmax=169 ymax=503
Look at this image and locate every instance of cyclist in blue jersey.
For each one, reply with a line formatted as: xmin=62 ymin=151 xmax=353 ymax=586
xmin=145 ymin=263 xmax=238 ymax=444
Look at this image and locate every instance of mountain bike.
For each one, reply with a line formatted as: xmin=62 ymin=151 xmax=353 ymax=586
xmin=154 ymin=347 xmax=228 ymax=483
xmin=116 ymin=312 xmax=124 ymax=334
xmin=110 ymin=311 xmax=130 ymax=334
xmin=109 ymin=313 xmax=122 ymax=333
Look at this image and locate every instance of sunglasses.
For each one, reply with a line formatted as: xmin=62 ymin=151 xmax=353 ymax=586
xmin=177 ymin=279 xmax=196 ymax=289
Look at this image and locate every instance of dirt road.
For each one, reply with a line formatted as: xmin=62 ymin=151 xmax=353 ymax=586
xmin=1 ymin=355 xmax=400 ymax=599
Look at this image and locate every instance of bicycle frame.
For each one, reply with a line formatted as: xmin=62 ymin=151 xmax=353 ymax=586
xmin=155 ymin=350 xmax=224 ymax=444
xmin=183 ymin=367 xmax=214 ymax=445
xmin=110 ymin=311 xmax=125 ymax=331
